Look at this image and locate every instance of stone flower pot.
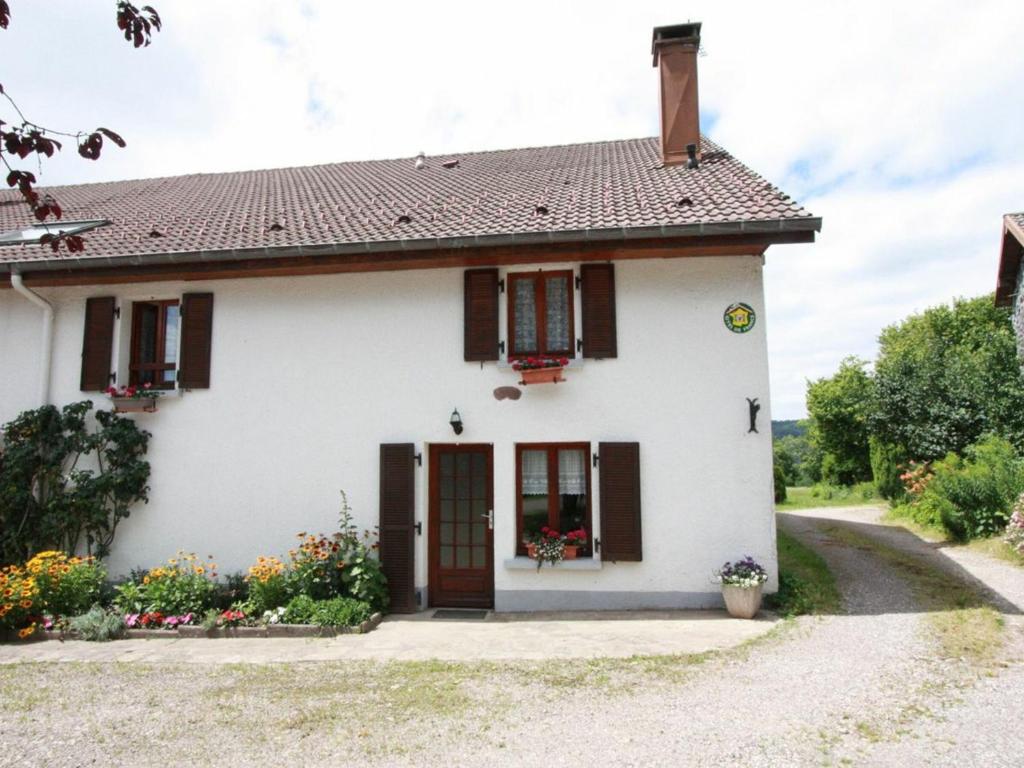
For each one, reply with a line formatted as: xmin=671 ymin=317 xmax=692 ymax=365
xmin=722 ymin=583 xmax=763 ymax=619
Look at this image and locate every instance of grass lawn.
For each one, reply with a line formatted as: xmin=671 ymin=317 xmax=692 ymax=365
xmin=776 ymin=485 xmax=883 ymax=511
xmin=766 ymin=528 xmax=842 ymax=617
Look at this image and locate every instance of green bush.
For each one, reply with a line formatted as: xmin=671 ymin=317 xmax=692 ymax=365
xmin=916 ymin=436 xmax=1024 ymax=541
xmin=69 ymin=606 xmax=125 ymax=642
xmin=773 ymin=463 xmax=787 ymax=503
xmin=313 ymin=596 xmax=372 ymax=627
xmin=112 ymin=580 xmax=145 ymax=614
xmin=938 ymin=438 xmax=1023 ymax=540
xmin=0 ymin=401 xmax=151 ymax=565
xmin=869 ymin=437 xmax=906 ymax=501
xmin=282 ymin=594 xmax=317 ymax=624
xmin=282 ymin=594 xmax=372 ymax=627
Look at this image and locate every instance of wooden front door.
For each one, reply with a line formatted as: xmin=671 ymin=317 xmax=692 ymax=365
xmin=428 ymin=444 xmax=494 ymax=608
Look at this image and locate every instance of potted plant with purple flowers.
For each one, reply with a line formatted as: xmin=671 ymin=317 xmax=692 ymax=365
xmin=715 ymin=556 xmax=768 ymax=619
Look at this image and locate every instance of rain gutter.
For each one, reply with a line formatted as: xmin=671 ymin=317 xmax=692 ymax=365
xmin=9 ymin=271 xmax=54 ymax=405
xmin=0 ymin=216 xmax=822 ymax=275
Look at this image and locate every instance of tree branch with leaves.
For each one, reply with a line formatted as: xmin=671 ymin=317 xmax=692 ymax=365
xmin=0 ymin=1 xmax=160 ymax=252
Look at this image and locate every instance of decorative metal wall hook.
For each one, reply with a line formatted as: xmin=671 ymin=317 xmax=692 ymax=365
xmin=746 ymin=397 xmax=761 ymax=433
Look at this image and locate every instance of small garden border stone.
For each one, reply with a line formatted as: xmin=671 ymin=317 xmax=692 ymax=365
xmin=1 ymin=612 xmax=383 ymax=643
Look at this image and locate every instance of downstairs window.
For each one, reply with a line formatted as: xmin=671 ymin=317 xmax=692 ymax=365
xmin=516 ymin=443 xmax=592 ymax=556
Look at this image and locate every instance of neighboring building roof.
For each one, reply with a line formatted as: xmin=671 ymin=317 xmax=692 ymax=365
xmin=995 ymin=212 xmax=1024 ymax=307
xmin=0 ymin=136 xmax=818 ymax=274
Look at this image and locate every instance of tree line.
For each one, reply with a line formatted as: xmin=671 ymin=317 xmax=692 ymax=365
xmin=775 ymin=294 xmax=1024 ymax=540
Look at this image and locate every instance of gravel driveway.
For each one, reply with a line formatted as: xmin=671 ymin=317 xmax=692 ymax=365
xmin=1 ymin=507 xmax=1022 ymax=767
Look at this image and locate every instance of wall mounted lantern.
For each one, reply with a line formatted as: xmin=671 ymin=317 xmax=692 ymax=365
xmin=449 ymin=408 xmax=464 ymax=436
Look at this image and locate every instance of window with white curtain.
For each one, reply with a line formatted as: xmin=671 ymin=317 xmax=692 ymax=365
xmin=516 ymin=443 xmax=591 ymax=556
xmin=507 ymin=270 xmax=575 ymax=358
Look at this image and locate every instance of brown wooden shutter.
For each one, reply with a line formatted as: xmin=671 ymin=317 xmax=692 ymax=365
xmin=80 ymin=296 xmax=116 ymax=391
xmin=379 ymin=443 xmax=417 ymax=613
xmin=178 ymin=292 xmax=214 ymax=389
xmin=581 ymin=263 xmax=617 ymax=359
xmin=464 ymin=268 xmax=499 ymax=361
xmin=599 ymin=442 xmax=642 ymax=561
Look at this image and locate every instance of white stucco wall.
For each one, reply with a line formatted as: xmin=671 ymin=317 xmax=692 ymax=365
xmin=0 ymin=254 xmax=776 ymax=609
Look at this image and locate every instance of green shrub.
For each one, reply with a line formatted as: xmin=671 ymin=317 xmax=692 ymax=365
xmin=773 ymin=463 xmax=787 ymax=503
xmin=281 ymin=594 xmax=372 ymax=627
xmin=916 ymin=436 xmax=1024 ymax=541
xmin=870 ymin=437 xmax=906 ymax=501
xmin=112 ymin=580 xmax=145 ymax=614
xmin=312 ymin=596 xmax=372 ymax=627
xmin=0 ymin=401 xmax=151 ymax=565
xmin=282 ymin=594 xmax=317 ymax=624
xmin=69 ymin=606 xmax=125 ymax=642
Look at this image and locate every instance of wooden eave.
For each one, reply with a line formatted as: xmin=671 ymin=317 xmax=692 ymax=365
xmin=995 ymin=217 xmax=1024 ymax=307
xmin=0 ymin=230 xmax=814 ymax=289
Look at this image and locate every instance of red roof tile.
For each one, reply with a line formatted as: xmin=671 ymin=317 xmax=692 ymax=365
xmin=0 ymin=136 xmax=818 ymax=268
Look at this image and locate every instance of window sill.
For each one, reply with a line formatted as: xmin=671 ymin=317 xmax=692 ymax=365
xmin=496 ymin=359 xmax=584 ymax=370
xmin=503 ymin=557 xmax=602 ymax=571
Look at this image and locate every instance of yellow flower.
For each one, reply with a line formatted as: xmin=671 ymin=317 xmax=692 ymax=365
xmin=18 ymin=626 xmax=35 ymax=639
xmin=2 ymin=588 xmax=12 ymax=597
xmin=194 ymin=566 xmax=205 ymax=575
xmin=143 ymin=576 xmax=151 ymax=585
xmin=19 ymin=599 xmax=32 ymax=609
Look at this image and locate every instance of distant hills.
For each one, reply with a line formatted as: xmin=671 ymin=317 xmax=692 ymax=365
xmin=772 ymin=420 xmax=806 ymax=439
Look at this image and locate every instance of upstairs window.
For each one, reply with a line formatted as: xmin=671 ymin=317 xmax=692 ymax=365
xmin=507 ymin=270 xmax=575 ymax=359
xmin=129 ymin=299 xmax=179 ymax=389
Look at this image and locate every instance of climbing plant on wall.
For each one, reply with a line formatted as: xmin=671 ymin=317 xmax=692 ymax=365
xmin=0 ymin=400 xmax=151 ymax=565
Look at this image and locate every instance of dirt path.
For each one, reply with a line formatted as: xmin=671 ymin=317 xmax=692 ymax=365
xmin=2 ymin=508 xmax=1023 ymax=766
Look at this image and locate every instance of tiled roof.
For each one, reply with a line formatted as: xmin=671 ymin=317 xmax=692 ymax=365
xmin=995 ymin=212 xmax=1024 ymax=307
xmin=1007 ymin=212 xmax=1024 ymax=236
xmin=0 ymin=136 xmax=818 ymax=268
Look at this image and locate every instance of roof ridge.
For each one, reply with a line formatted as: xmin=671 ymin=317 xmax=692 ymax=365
xmin=4 ymin=135 xmax=694 ymax=196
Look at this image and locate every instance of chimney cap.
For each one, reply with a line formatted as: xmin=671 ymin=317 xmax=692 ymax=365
xmin=652 ymin=22 xmax=702 ymax=66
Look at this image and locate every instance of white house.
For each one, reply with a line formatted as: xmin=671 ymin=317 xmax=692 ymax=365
xmin=0 ymin=23 xmax=819 ymax=612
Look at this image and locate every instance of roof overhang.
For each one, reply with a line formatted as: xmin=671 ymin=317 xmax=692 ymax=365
xmin=995 ymin=215 xmax=1024 ymax=307
xmin=1 ymin=216 xmax=820 ymax=288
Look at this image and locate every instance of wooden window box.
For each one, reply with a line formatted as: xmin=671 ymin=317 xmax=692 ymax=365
xmin=518 ymin=366 xmax=565 ymax=386
xmin=109 ymin=396 xmax=159 ymax=413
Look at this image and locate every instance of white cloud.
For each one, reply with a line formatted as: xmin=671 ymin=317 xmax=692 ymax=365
xmin=2 ymin=0 xmax=1021 ymax=417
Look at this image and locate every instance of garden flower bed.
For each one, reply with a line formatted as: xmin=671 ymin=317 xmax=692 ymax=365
xmin=1 ymin=492 xmax=390 ymax=644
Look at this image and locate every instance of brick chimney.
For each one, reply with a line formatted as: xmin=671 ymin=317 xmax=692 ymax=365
xmin=652 ymin=22 xmax=702 ymax=167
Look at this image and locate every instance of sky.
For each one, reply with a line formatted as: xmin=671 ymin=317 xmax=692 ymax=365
xmin=2 ymin=1 xmax=1022 ymax=419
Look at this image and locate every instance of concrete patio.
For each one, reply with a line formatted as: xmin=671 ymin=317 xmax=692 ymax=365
xmin=0 ymin=609 xmax=778 ymax=664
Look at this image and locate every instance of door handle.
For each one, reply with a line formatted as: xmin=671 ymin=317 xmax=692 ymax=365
xmin=481 ymin=509 xmax=493 ymax=530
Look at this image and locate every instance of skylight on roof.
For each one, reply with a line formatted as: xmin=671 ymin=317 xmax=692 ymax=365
xmin=0 ymin=219 xmax=110 ymax=246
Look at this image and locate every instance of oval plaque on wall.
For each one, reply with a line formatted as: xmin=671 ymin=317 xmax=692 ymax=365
xmin=724 ymin=302 xmax=756 ymax=333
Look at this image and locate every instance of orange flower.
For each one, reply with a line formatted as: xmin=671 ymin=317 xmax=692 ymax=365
xmin=18 ymin=626 xmax=35 ymax=639
xmin=19 ymin=599 xmax=32 ymax=609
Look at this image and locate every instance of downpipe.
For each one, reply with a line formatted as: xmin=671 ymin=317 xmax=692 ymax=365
xmin=9 ymin=272 xmax=54 ymax=405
